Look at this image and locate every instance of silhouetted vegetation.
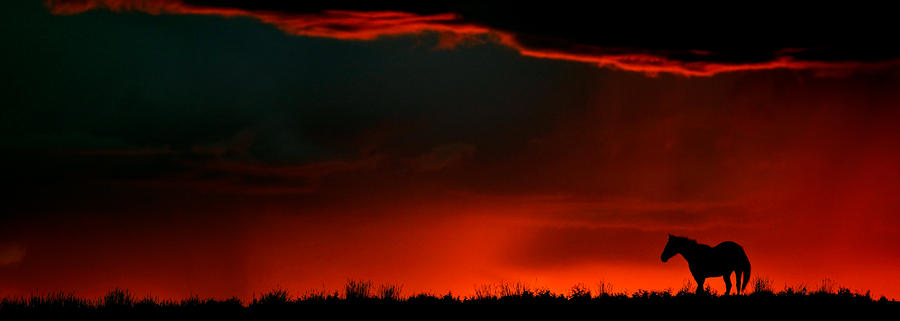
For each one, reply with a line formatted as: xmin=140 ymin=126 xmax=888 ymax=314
xmin=1 ymin=277 xmax=896 ymax=315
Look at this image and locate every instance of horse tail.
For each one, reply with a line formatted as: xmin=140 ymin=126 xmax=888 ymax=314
xmin=741 ymin=258 xmax=751 ymax=291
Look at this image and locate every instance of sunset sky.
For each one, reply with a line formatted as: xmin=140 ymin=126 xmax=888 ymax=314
xmin=3 ymin=1 xmax=900 ymax=299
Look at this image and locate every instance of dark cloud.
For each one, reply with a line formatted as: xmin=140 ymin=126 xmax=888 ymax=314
xmin=60 ymin=146 xmax=175 ymax=156
xmin=410 ymin=143 xmax=474 ymax=172
xmin=502 ymin=198 xmax=750 ymax=231
xmin=0 ymin=243 xmax=26 ymax=266
xmin=45 ymin=0 xmax=900 ymax=76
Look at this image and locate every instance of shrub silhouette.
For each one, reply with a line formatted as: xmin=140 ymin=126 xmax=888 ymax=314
xmin=569 ymin=283 xmax=591 ymax=303
xmin=751 ymin=275 xmax=775 ymax=295
xmin=0 ymin=277 xmax=895 ymax=314
xmin=378 ymin=283 xmax=403 ymax=301
xmin=253 ymin=289 xmax=291 ymax=306
xmin=101 ymin=288 xmax=134 ymax=311
xmin=344 ymin=280 xmax=372 ymax=302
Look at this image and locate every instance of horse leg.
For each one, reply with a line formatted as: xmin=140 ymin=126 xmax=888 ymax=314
xmin=695 ymin=277 xmax=705 ymax=294
xmin=735 ymin=270 xmax=743 ymax=294
xmin=723 ymin=271 xmax=732 ymax=296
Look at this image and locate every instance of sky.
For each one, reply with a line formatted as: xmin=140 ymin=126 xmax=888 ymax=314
xmin=2 ymin=1 xmax=900 ymax=299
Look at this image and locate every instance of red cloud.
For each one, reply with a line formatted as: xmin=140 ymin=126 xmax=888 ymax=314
xmin=45 ymin=0 xmax=491 ymax=40
xmin=44 ymin=0 xmax=900 ymax=76
xmin=501 ymin=39 xmax=900 ymax=77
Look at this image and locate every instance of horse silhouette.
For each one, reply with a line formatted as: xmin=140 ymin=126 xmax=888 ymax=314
xmin=661 ymin=234 xmax=751 ymax=295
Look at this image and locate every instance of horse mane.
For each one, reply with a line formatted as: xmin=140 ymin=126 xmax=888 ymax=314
xmin=671 ymin=235 xmax=699 ymax=245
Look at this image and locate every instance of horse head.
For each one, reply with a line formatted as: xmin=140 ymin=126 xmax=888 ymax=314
xmin=660 ymin=234 xmax=678 ymax=262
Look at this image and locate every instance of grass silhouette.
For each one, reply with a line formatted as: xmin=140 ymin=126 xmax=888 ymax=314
xmin=1 ymin=277 xmax=896 ymax=315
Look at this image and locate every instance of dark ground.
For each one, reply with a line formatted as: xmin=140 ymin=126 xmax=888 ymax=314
xmin=2 ymin=283 xmax=896 ymax=318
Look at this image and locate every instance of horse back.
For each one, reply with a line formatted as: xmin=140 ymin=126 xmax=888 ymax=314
xmin=714 ymin=241 xmax=749 ymax=262
xmin=715 ymin=241 xmax=742 ymax=249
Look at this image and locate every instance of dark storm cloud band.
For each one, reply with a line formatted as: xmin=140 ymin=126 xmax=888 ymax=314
xmin=45 ymin=0 xmax=491 ymax=39
xmin=45 ymin=0 xmax=900 ymax=76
